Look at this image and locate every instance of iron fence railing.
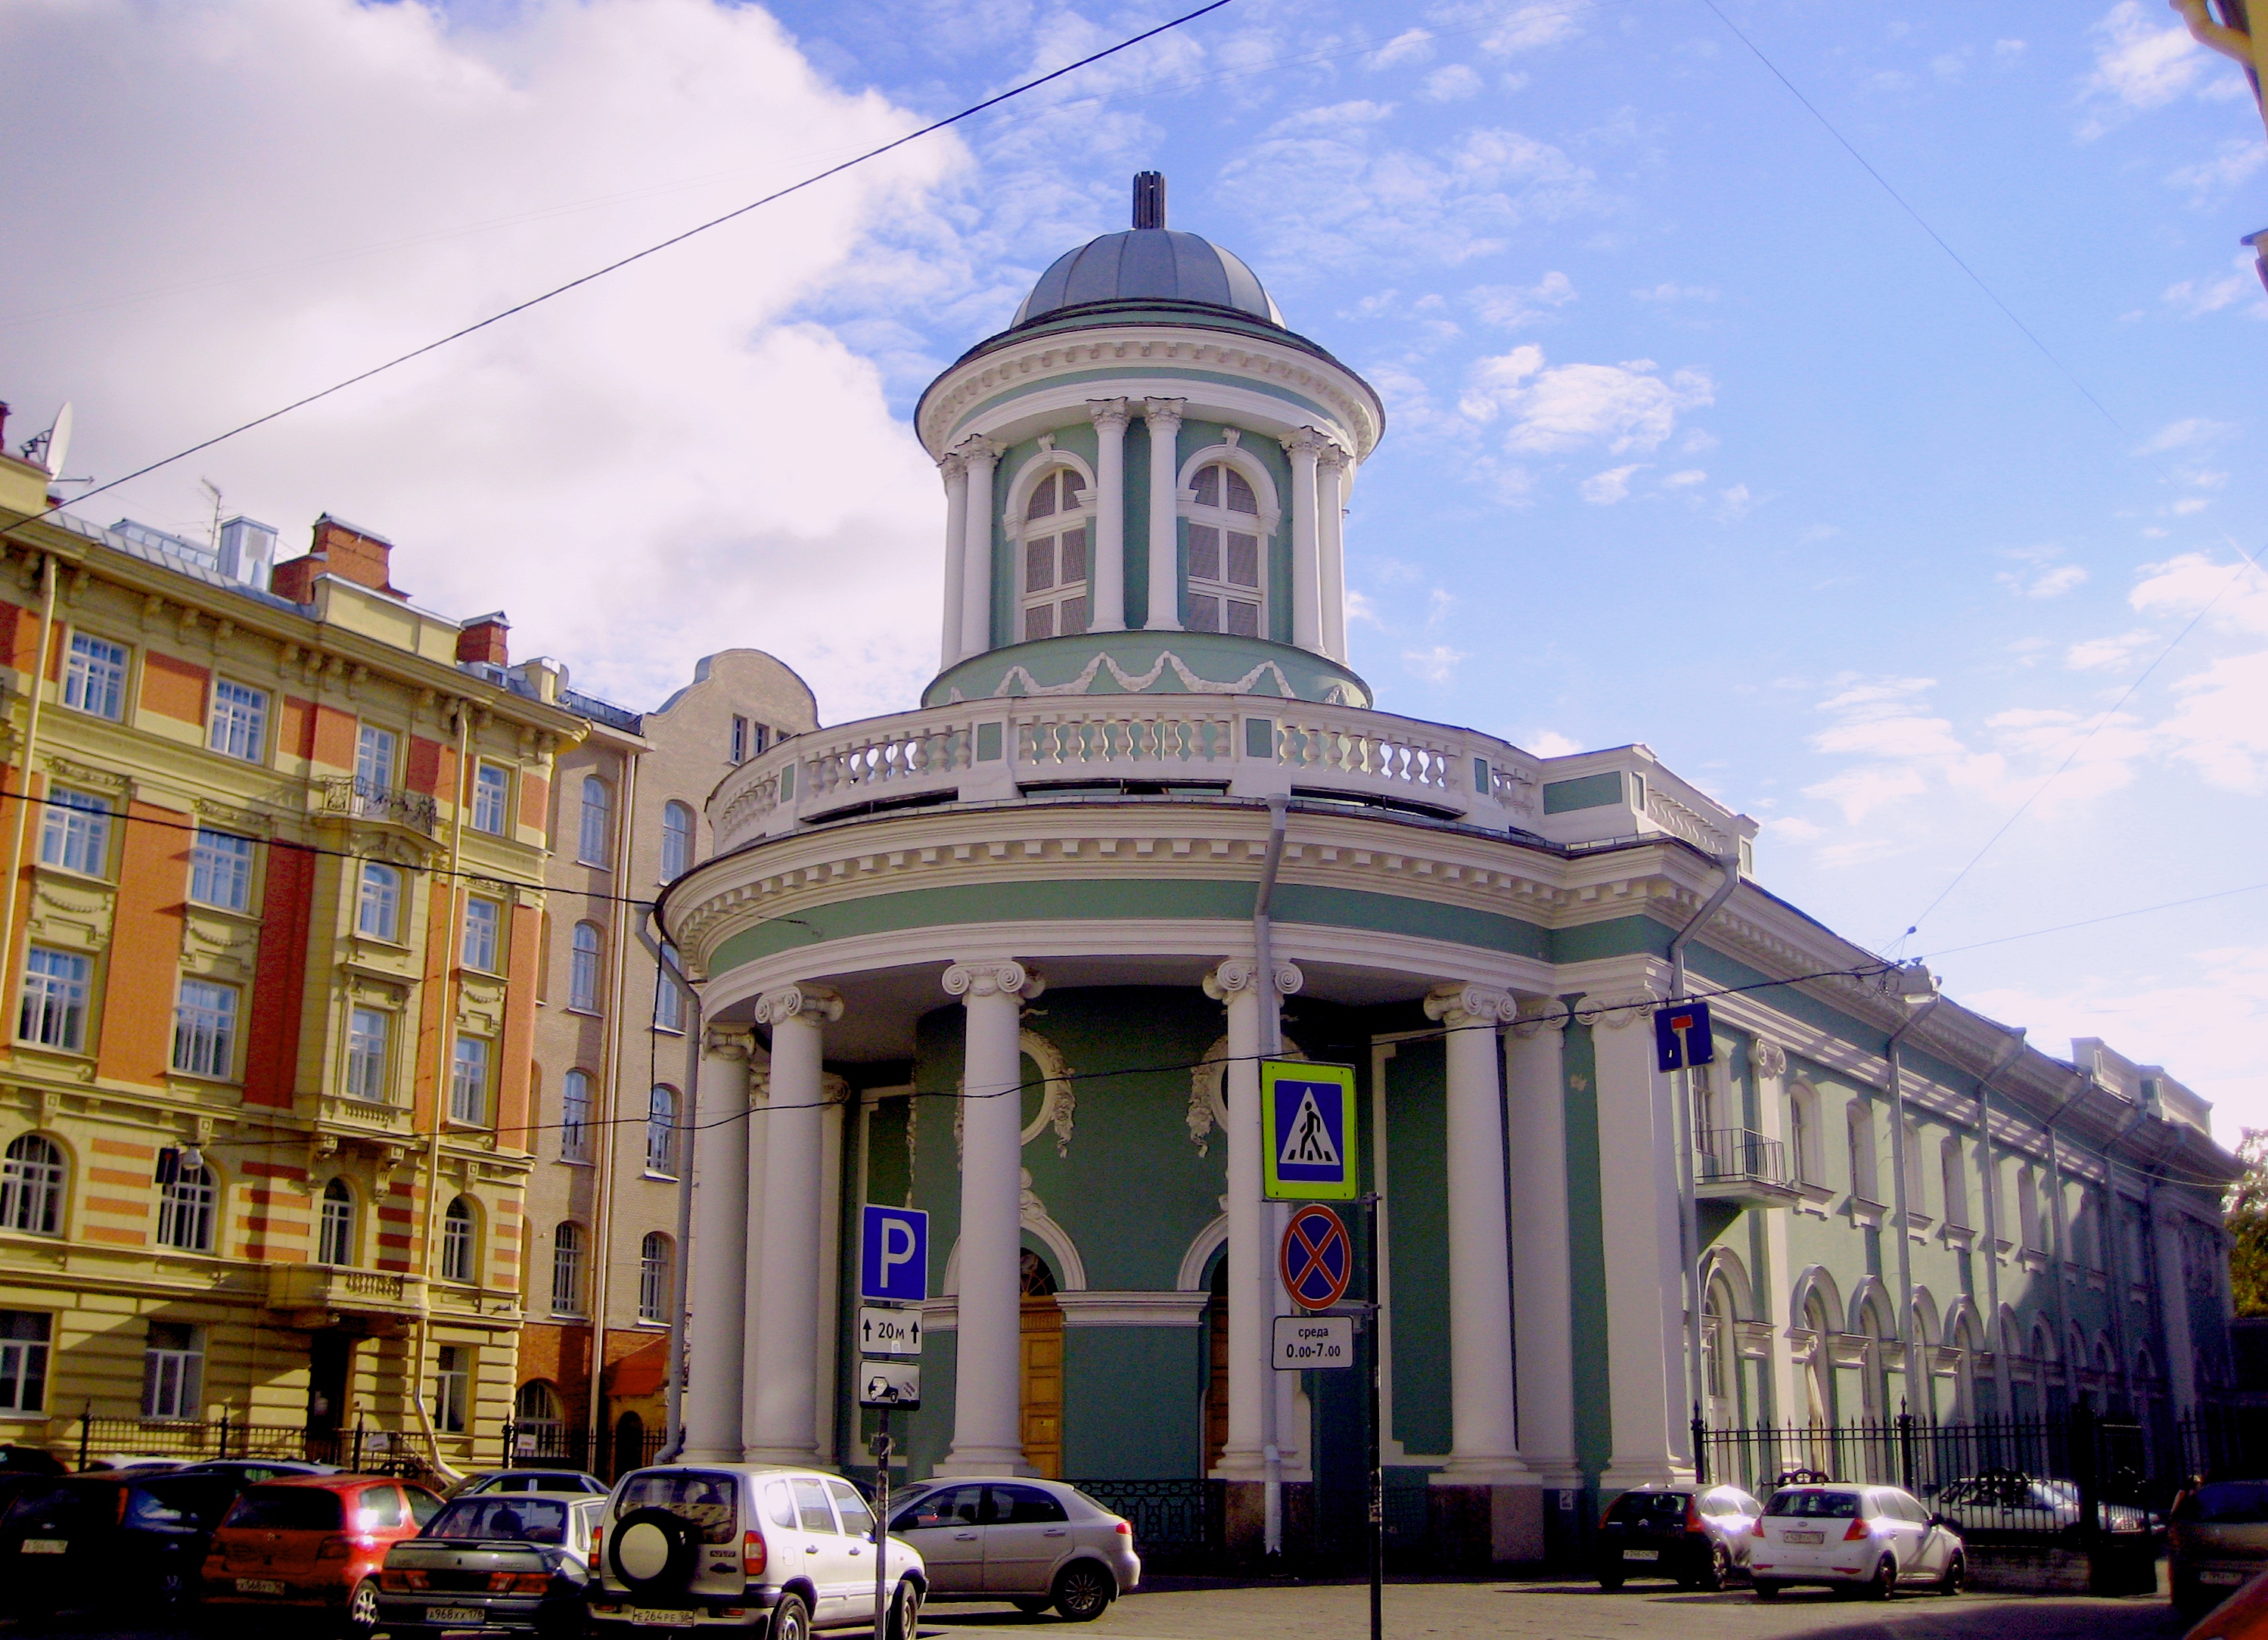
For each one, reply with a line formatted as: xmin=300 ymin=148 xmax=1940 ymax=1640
xmin=72 ymin=1410 xmax=433 ymax=1478
xmin=1694 ymin=1126 xmax=1788 ymax=1186
xmin=499 ymin=1419 xmax=667 ymax=1481
xmin=1063 ymin=1478 xmax=1220 ymax=1568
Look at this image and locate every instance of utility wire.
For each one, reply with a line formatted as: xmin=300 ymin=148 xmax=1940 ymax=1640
xmin=1922 ymin=879 xmax=2268 ymax=961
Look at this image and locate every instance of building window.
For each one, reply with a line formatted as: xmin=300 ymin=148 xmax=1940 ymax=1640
xmin=440 ymin=1196 xmax=475 ymax=1284
xmin=209 ymin=679 xmax=269 ymax=763
xmin=1184 ymin=461 xmax=1265 ymax=635
xmin=172 ymin=979 xmax=238 ymax=1079
xmin=356 ymin=723 xmax=397 ymax=798
xmin=638 ymin=1232 xmax=673 ymax=1323
xmin=1900 ymin=1120 xmax=1928 ymax=1219
xmin=156 ymin=1158 xmax=216 ymax=1251
xmin=317 ymin=1177 xmax=355 ymax=1266
xmin=513 ymin=1381 xmax=562 ymax=1458
xmin=1941 ymin=1138 xmax=1969 ymax=1230
xmin=142 ymin=1321 xmax=203 ymax=1420
xmin=461 ymin=897 xmax=500 ymax=974
xmin=551 ymin=1221 xmax=586 ymax=1315
xmin=450 ymin=1036 xmax=491 ymax=1126
xmin=0 ymin=1310 xmax=51 ymax=1413
xmin=730 ymin=717 xmax=769 ymax=764
xmin=19 ymin=947 xmax=91 ymax=1051
xmin=569 ymin=922 xmax=602 ymax=1011
xmin=346 ymin=1007 xmax=390 ymax=1102
xmin=660 ymin=801 xmax=694 ymax=881
xmin=578 ymin=776 xmax=611 ymax=865
xmin=431 ymin=1344 xmax=470 ymax=1434
xmin=357 ymin=862 xmax=402 ymax=941
xmin=1020 ymin=468 xmax=1089 ymax=641
xmin=560 ymin=1069 xmax=593 ymax=1162
xmin=473 ymin=763 xmax=510 ymax=834
xmin=39 ymin=789 xmax=111 ymax=876
xmin=654 ymin=965 xmax=685 ymax=1033
xmin=645 ymin=1086 xmax=679 ymax=1176
xmin=1788 ymin=1080 xmax=1822 ymax=1185
xmin=63 ymin=633 xmax=129 ymax=721
xmin=189 ymin=830 xmax=254 ymax=912
xmin=1846 ymin=1103 xmax=1879 ymax=1203
xmin=1 ymin=1135 xmax=65 ymax=1235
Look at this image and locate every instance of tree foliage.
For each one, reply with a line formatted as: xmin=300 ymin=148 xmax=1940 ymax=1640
xmin=2228 ymin=1128 xmax=2268 ymax=1319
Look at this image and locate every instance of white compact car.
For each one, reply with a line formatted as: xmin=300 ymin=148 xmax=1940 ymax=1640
xmin=885 ymin=1478 xmax=1139 ymax=1620
xmin=586 ymin=1465 xmax=924 ymax=1640
xmin=1748 ymin=1483 xmax=1966 ymax=1600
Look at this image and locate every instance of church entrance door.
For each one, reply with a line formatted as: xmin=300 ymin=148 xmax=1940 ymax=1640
xmin=1019 ymin=1251 xmax=1063 ymax=1477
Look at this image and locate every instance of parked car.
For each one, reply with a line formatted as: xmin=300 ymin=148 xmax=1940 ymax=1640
xmin=0 ymin=1442 xmax=65 ymax=1476
xmin=374 ymin=1490 xmax=607 ymax=1639
xmin=1594 ymin=1483 xmax=1763 ymax=1591
xmin=200 ymin=1474 xmax=445 ymax=1633
xmin=0 ymin=1470 xmax=242 ymax=1616
xmin=2171 ymin=1480 xmax=2268 ymax=1620
xmin=447 ymin=1468 xmax=609 ymax=1499
xmin=1931 ymin=1471 xmax=2150 ymax=1536
xmin=2183 ymin=1567 xmax=2268 ymax=1640
xmin=173 ymin=1459 xmax=343 ymax=1485
xmin=586 ymin=1464 xmax=924 ymax=1639
xmin=1748 ymin=1482 xmax=1966 ymax=1600
xmin=884 ymin=1477 xmax=1139 ymax=1620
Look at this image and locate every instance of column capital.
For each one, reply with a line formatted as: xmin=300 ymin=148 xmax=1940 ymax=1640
xmin=1592 ymin=992 xmax=1664 ymax=1030
xmin=1752 ymin=1038 xmax=1789 ymax=1079
xmin=938 ymin=451 xmax=967 ymax=483
xmin=755 ymin=983 xmax=844 ymax=1027
xmin=1509 ymin=1000 xmax=1572 ymax=1039
xmin=1319 ymin=441 xmax=1352 ymax=472
xmin=1203 ymin=956 xmax=1302 ymax=1002
xmin=1280 ymin=426 xmax=1330 ymax=461
xmin=1141 ymin=396 xmax=1185 ymax=429
xmin=953 ymin=434 xmax=1003 ymax=464
xmin=1086 ymin=397 xmax=1132 ymax=429
xmin=702 ymin=1024 xmax=757 ymax=1061
xmin=943 ymin=959 xmax=1044 ymax=1002
xmin=1424 ymin=983 xmax=1517 ymax=1029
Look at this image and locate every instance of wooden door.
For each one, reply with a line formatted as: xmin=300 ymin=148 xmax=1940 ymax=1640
xmin=1020 ymin=1296 xmax=1064 ymax=1478
xmin=1204 ymin=1288 xmax=1229 ymax=1470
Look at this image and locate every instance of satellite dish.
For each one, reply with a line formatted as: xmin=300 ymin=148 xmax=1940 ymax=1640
xmin=41 ymin=402 xmax=72 ymax=480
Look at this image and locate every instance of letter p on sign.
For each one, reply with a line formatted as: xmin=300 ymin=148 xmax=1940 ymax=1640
xmin=860 ymin=1204 xmax=929 ymax=1303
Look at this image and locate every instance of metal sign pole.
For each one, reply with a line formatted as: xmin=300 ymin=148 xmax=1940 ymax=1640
xmin=872 ymin=1409 xmax=891 ymax=1638
xmin=1362 ymin=1189 xmax=1381 ymax=1640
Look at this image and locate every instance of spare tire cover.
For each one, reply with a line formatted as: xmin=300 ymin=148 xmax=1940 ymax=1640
xmin=610 ymin=1508 xmax=699 ymax=1595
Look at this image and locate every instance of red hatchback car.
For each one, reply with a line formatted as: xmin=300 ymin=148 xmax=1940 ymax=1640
xmin=200 ymin=1474 xmax=443 ymax=1632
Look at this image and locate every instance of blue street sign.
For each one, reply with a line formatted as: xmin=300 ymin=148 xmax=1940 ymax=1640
xmin=1654 ymin=1002 xmax=1717 ymax=1072
xmin=1261 ymin=1061 xmax=1359 ymax=1201
xmin=859 ymin=1205 xmax=929 ymax=1303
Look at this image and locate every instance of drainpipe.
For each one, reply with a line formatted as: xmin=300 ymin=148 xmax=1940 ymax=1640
xmin=1973 ymin=1030 xmax=2026 ymax=1380
xmin=1884 ymin=964 xmax=1940 ymax=1415
xmin=586 ymin=744 xmax=642 ymax=1468
xmin=1251 ymin=794 xmax=1288 ymax=1557
xmin=640 ymin=907 xmax=702 ymax=1464
xmin=0 ymin=551 xmax=60 ymax=981
xmin=1667 ymin=853 xmax=1740 ymax=1438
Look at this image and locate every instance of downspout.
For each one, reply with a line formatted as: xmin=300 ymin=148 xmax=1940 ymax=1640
xmin=639 ymin=905 xmax=701 ymax=1464
xmin=0 ymin=551 xmax=60 ymax=980
xmin=1251 ymin=794 xmax=1288 ymax=1558
xmin=1883 ymin=965 xmax=1940 ymax=1415
xmin=1972 ymin=1030 xmax=2026 ymax=1378
xmin=1667 ymin=853 xmax=1741 ymax=1436
xmin=586 ymin=744 xmax=642 ymax=1468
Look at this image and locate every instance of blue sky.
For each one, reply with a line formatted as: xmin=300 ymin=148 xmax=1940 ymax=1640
xmin=3 ymin=0 xmax=2262 ymax=1132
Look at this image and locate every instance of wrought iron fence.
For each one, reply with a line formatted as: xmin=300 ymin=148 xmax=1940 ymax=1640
xmin=1063 ymin=1479 xmax=1221 ymax=1569
xmin=499 ymin=1419 xmax=667 ymax=1481
xmin=1694 ymin=1127 xmax=1788 ymax=1187
xmin=71 ymin=1411 xmax=433 ymax=1478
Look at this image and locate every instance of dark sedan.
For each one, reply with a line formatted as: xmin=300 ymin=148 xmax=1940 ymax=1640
xmin=0 ymin=1470 xmax=241 ymax=1615
xmin=374 ymin=1491 xmax=606 ymax=1639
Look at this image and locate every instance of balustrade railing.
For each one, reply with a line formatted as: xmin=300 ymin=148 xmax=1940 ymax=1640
xmin=1695 ymin=1126 xmax=1788 ymax=1186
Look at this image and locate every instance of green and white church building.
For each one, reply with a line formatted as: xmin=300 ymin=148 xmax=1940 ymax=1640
xmin=660 ymin=175 xmax=2241 ymax=1563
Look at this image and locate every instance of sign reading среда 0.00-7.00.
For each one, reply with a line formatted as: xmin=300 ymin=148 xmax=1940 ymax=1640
xmin=1272 ymin=1314 xmax=1353 ymax=1370
xmin=1260 ymin=1060 xmax=1359 ymax=1200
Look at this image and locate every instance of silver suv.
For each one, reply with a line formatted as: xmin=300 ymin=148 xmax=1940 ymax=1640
xmin=587 ymin=1466 xmax=924 ymax=1640
xmin=885 ymin=1479 xmax=1139 ymax=1621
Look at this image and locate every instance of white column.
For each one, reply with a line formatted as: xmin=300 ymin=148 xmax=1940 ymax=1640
xmin=1087 ymin=399 xmax=1129 ymax=633
xmin=1424 ymin=984 xmax=1528 ymax=1482
xmin=937 ymin=959 xmax=1043 ymax=1475
xmin=938 ymin=452 xmax=968 ymax=669
xmin=1751 ymin=1038 xmax=1801 ymax=1426
xmin=1280 ymin=429 xmax=1325 ymax=653
xmin=746 ymin=984 xmax=840 ymax=1465
xmin=1505 ymin=1009 xmax=1578 ymax=1484
xmin=1317 ymin=447 xmax=1349 ymax=663
xmin=1142 ymin=399 xmax=1184 ymax=631
xmin=957 ymin=437 xmax=1000 ymax=660
xmin=683 ymin=1028 xmax=753 ymax=1463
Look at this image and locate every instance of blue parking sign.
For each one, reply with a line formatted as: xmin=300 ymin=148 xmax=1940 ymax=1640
xmin=860 ymin=1205 xmax=928 ymax=1303
xmin=1653 ymin=1002 xmax=1716 ymax=1072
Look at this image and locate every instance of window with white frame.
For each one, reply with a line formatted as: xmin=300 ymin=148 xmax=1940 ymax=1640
xmin=473 ymin=763 xmax=510 ymax=835
xmin=189 ymin=830 xmax=254 ymax=912
xmin=654 ymin=965 xmax=685 ymax=1033
xmin=1788 ymin=1080 xmax=1822 ymax=1185
xmin=513 ymin=1381 xmax=562 ymax=1457
xmin=156 ymin=1160 xmax=216 ymax=1251
xmin=729 ymin=718 xmax=769 ymax=764
xmin=172 ymin=979 xmax=238 ymax=1079
xmin=0 ymin=1309 xmax=51 ymax=1412
xmin=346 ymin=1007 xmax=390 ymax=1102
xmin=645 ymin=1086 xmax=679 ymax=1176
xmin=1901 ymin=1120 xmax=1928 ymax=1219
xmin=356 ymin=724 xmax=397 ymax=798
xmin=39 ymin=789 xmax=111 ymax=876
xmin=63 ymin=633 xmax=129 ymax=721
xmin=19 ymin=947 xmax=90 ymax=1051
xmin=358 ymin=862 xmax=402 ymax=941
xmin=450 ymin=1036 xmax=491 ymax=1126
xmin=317 ymin=1177 xmax=355 ymax=1266
xmin=1184 ymin=461 xmax=1266 ymax=635
xmin=1941 ymin=1137 xmax=1969 ymax=1229
xmin=559 ymin=1069 xmax=593 ymax=1162
xmin=1 ymin=1135 xmax=65 ymax=1235
xmin=551 ymin=1221 xmax=586 ymax=1315
xmin=431 ymin=1343 xmax=470 ymax=1434
xmin=578 ymin=776 xmax=611 ymax=865
xmin=1020 ymin=468 xmax=1089 ymax=641
xmin=461 ymin=897 xmax=501 ymax=973
xmin=569 ymin=922 xmax=602 ymax=1011
xmin=1846 ymin=1102 xmax=1880 ymax=1202
xmin=660 ymin=801 xmax=694 ymax=881
xmin=638 ymin=1232 xmax=673 ymax=1323
xmin=208 ymin=679 xmax=268 ymax=763
xmin=441 ymin=1196 xmax=476 ymax=1284
xmin=142 ymin=1321 xmax=202 ymax=1419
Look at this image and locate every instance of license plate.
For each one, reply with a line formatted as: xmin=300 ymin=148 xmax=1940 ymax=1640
xmin=1620 ymin=1548 xmax=1658 ymax=1561
xmin=629 ymin=1613 xmax=697 ymax=1627
xmin=20 ymin=1539 xmax=65 ymax=1555
xmin=1784 ymin=1530 xmax=1824 ymax=1545
xmin=429 ymin=1609 xmax=486 ymax=1623
xmin=235 ymin=1578 xmax=287 ymax=1595
xmin=2201 ymin=1570 xmax=2250 ymax=1586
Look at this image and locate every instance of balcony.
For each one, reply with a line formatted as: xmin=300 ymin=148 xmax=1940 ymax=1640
xmin=314 ymin=775 xmax=438 ymax=836
xmin=266 ymin=1263 xmax=427 ymax=1328
xmin=1695 ymin=1128 xmax=1800 ymax=1207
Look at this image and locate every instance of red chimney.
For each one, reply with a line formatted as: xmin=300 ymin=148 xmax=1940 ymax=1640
xmin=457 ymin=612 xmax=510 ymax=668
xmin=269 ymin=513 xmax=410 ymax=602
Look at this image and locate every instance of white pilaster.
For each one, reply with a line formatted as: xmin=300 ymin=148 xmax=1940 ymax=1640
xmin=1751 ymin=1038 xmax=1800 ymax=1427
xmin=957 ymin=437 xmax=1000 ymax=660
xmin=938 ymin=452 xmax=968 ymax=669
xmin=1317 ymin=446 xmax=1349 ymax=663
xmin=1281 ymin=429 xmax=1325 ymax=653
xmin=683 ymin=1027 xmax=753 ymax=1463
xmin=746 ymin=984 xmax=841 ymax=1465
xmin=1505 ymin=1009 xmax=1579 ymax=1486
xmin=1142 ymin=400 xmax=1184 ymax=632
xmin=937 ymin=959 xmax=1044 ymax=1476
xmin=1087 ymin=399 xmax=1129 ymax=633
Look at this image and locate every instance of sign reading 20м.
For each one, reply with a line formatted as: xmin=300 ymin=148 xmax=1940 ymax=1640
xmin=1260 ymin=1061 xmax=1359 ymax=1202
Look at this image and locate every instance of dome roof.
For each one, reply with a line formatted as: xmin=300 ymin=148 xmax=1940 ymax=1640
xmin=1012 ymin=228 xmax=1283 ymax=328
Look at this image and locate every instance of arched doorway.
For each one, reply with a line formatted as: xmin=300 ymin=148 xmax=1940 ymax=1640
xmin=1203 ymin=1254 xmax=1229 ymax=1471
xmin=1020 ymin=1250 xmax=1063 ymax=1477
xmin=613 ymin=1412 xmax=645 ymax=1480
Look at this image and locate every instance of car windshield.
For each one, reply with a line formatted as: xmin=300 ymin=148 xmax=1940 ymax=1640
xmin=228 ymin=1488 xmax=344 ymax=1530
xmin=1608 ymin=1492 xmax=1689 ymax=1520
xmin=429 ymin=1498 xmax=570 ymax=1543
xmin=615 ymin=1471 xmax=735 ymax=1545
xmin=1766 ymin=1490 xmax=1862 ymax=1518
xmin=5 ymin=1480 xmax=120 ymax=1531
xmin=126 ymin=1479 xmax=229 ymax=1530
xmin=2189 ymin=1483 xmax=2268 ymax=1524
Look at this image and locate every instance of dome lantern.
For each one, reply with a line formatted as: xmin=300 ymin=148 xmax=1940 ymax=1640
xmin=1011 ymin=172 xmax=1285 ymax=330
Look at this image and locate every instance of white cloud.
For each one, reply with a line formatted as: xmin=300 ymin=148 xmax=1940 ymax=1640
xmin=1481 ymin=4 xmax=1582 ymax=56
xmin=2163 ymin=264 xmax=2263 ymax=318
xmin=1998 ymin=563 xmax=2090 ymax=598
xmin=2130 ymin=551 xmax=2268 ymax=635
xmin=1717 ymin=482 xmax=1752 ymax=517
xmin=1663 ymin=469 xmax=1707 ymax=488
xmin=1633 ymin=283 xmax=1717 ymax=302
xmin=1468 ymin=270 xmax=1575 ymax=327
xmin=1459 ymin=346 xmax=1713 ymax=455
xmin=2065 ymin=630 xmax=2152 ymax=670
xmin=2167 ymin=139 xmax=2268 ymax=200
xmin=2082 ymin=2 xmax=2207 ymax=129
xmin=1524 ymin=728 xmax=1583 ymax=758
xmin=1345 ymin=588 xmax=1381 ymax=627
xmin=1369 ymin=26 xmax=1434 ymax=69
xmin=2139 ymin=416 xmax=2235 ymax=452
xmin=1580 ymin=464 xmax=1643 ymax=504
xmin=1994 ymin=39 xmax=2027 ymax=62
xmin=2160 ymin=648 xmax=2268 ymax=789
xmin=1423 ymin=64 xmax=1482 ymax=101
xmin=1402 ymin=645 xmax=1468 ymax=685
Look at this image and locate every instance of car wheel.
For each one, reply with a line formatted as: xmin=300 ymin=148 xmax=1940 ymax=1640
xmin=344 ymin=1577 xmax=381 ymax=1638
xmin=1052 ymin=1562 xmax=1115 ymax=1623
xmin=1011 ymin=1598 xmax=1055 ymax=1616
xmin=1938 ymin=1553 xmax=1965 ymax=1597
xmin=772 ymin=1590 xmax=812 ymax=1640
xmin=151 ymin=1565 xmax=191 ymax=1608
xmin=1753 ymin=1581 xmax=1781 ymax=1601
xmin=1695 ymin=1543 xmax=1731 ymax=1592
xmin=890 ymin=1579 xmax=924 ymax=1640
xmin=1863 ymin=1556 xmax=1896 ymax=1601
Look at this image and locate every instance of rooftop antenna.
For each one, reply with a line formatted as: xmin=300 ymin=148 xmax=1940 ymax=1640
xmin=200 ymin=478 xmax=224 ymax=549
xmin=1132 ymin=171 xmax=1167 ymax=231
xmin=21 ymin=402 xmax=72 ymax=480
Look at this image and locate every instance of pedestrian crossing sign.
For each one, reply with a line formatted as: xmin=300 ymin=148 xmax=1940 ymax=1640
xmin=1261 ymin=1060 xmax=1359 ymax=1200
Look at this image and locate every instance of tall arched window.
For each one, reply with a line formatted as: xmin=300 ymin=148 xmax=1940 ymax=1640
xmin=1788 ymin=1081 xmax=1821 ymax=1185
xmin=551 ymin=1221 xmax=586 ymax=1315
xmin=513 ymin=1380 xmax=564 ymax=1459
xmin=560 ymin=1069 xmax=593 ymax=1162
xmin=0 ymin=1134 xmax=64 ymax=1235
xmin=1940 ymin=1138 xmax=1968 ymax=1230
xmin=317 ymin=1177 xmax=354 ymax=1266
xmin=1901 ymin=1120 xmax=1928 ymax=1221
xmin=1184 ymin=461 xmax=1265 ymax=635
xmin=639 ymin=1232 xmax=673 ymax=1323
xmin=1020 ymin=469 xmax=1089 ymax=640
xmin=1801 ymin=1291 xmax=1837 ymax=1425
xmin=579 ymin=775 xmax=612 ymax=866
xmin=157 ymin=1161 xmax=216 ymax=1252
xmin=1846 ymin=1102 xmax=1879 ymax=1203
xmin=441 ymin=1196 xmax=476 ymax=1284
xmin=570 ymin=922 xmax=603 ymax=1011
xmin=645 ymin=1086 xmax=679 ymax=1176
xmin=660 ymin=801 xmax=694 ymax=881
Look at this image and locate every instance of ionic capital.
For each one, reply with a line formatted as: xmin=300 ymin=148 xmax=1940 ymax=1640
xmin=943 ymin=959 xmax=1044 ymax=1002
xmin=1203 ymin=956 xmax=1302 ymax=1002
xmin=702 ymin=1024 xmax=757 ymax=1062
xmin=1424 ymin=983 xmax=1517 ymax=1030
xmin=1593 ymin=992 xmax=1664 ymax=1030
xmin=1142 ymin=396 xmax=1185 ymax=430
xmin=1752 ymin=1039 xmax=1789 ymax=1079
xmin=1510 ymin=1000 xmax=1573 ymax=1040
xmin=755 ymin=983 xmax=844 ymax=1027
xmin=1087 ymin=397 xmax=1132 ymax=430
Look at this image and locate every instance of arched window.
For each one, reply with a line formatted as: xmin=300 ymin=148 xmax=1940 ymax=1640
xmin=1800 ymin=1291 xmax=1836 ymax=1425
xmin=1184 ymin=461 xmax=1265 ymax=635
xmin=1901 ymin=1120 xmax=1928 ymax=1220
xmin=441 ymin=1196 xmax=476 ymax=1284
xmin=660 ymin=801 xmax=694 ymax=881
xmin=560 ymin=1069 xmax=593 ymax=1162
xmin=1856 ymin=1294 xmax=1894 ymax=1420
xmin=1020 ymin=468 xmax=1089 ymax=641
xmin=1846 ymin=1102 xmax=1879 ymax=1203
xmin=570 ymin=922 xmax=603 ymax=1011
xmin=1940 ymin=1138 xmax=1968 ymax=1230
xmin=357 ymin=862 xmax=401 ymax=941
xmin=639 ymin=1232 xmax=673 ymax=1323
xmin=317 ymin=1177 xmax=354 ymax=1266
xmin=512 ymin=1380 xmax=563 ymax=1459
xmin=157 ymin=1161 xmax=216 ymax=1252
xmin=579 ymin=775 xmax=612 ymax=866
xmin=1788 ymin=1081 xmax=1821 ymax=1185
xmin=0 ymin=1134 xmax=64 ymax=1235
xmin=551 ymin=1220 xmax=586 ymax=1315
xmin=645 ymin=1086 xmax=679 ymax=1176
